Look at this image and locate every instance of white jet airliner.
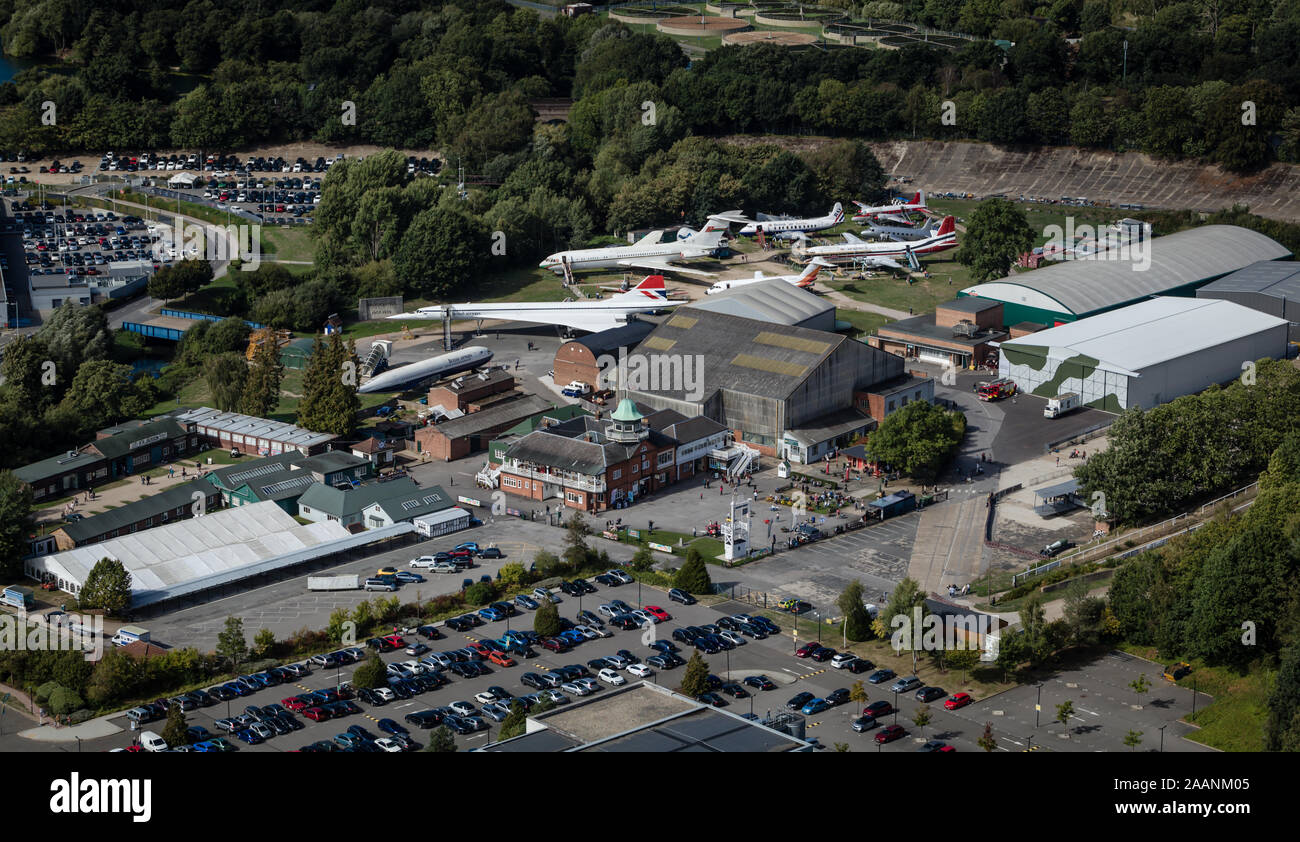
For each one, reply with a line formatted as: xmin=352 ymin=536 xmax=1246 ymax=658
xmin=390 ymin=275 xmax=680 ymax=334
xmin=794 ymin=216 xmax=957 ymax=270
xmin=538 ymin=214 xmax=737 ymax=278
xmin=737 ymin=203 xmax=844 ymax=240
xmin=704 ymin=258 xmax=835 ymax=294
xmin=851 ymin=191 xmax=930 ymax=223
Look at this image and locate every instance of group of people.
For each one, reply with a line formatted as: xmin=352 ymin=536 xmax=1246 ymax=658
xmin=947 ymin=583 xmax=971 ymax=597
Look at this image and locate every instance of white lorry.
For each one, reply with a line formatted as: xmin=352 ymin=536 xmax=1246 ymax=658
xmin=111 ymin=625 xmax=150 ymax=646
xmin=307 ymin=575 xmax=361 ymax=591
xmin=1043 ymin=392 xmax=1080 ymax=419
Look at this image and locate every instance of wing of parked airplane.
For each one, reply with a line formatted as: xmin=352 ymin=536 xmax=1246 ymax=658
xmin=859 ymin=256 xmax=904 ymax=270
xmin=617 ymin=257 xmax=716 ymax=278
xmin=841 ymin=232 xmax=865 ymax=244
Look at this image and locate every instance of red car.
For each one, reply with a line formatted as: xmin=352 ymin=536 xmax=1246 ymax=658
xmin=383 ymin=634 xmax=405 ymax=648
xmin=540 ymin=637 xmax=569 ymax=653
xmin=944 ymin=692 xmax=973 ymax=711
xmin=302 ymin=707 xmax=330 ymax=722
xmin=448 ymin=549 xmax=472 ymax=559
xmin=795 ymin=641 xmax=821 ymax=658
xmin=643 ymin=606 xmax=670 ymax=622
xmin=488 ymin=651 xmax=516 ymax=667
xmin=281 ymin=697 xmax=308 ymax=712
xmin=467 ymin=642 xmax=493 ymax=657
xmin=875 ymin=724 xmax=907 ymax=744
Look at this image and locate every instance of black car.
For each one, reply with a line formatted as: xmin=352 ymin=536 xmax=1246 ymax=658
xmin=808 ymin=646 xmax=836 ymax=662
xmin=743 ymin=675 xmax=776 ymax=691
xmin=367 ymin=637 xmax=396 ymax=653
xmin=698 ymin=692 xmax=727 ymax=707
xmin=577 ymin=610 xmax=605 ymax=628
xmin=694 ymin=636 xmax=721 ymax=654
xmin=573 ymin=578 xmax=597 ymax=594
xmin=672 ymin=627 xmax=698 ymax=644
xmin=521 ymin=672 xmax=547 ymax=690
xmin=593 ymin=574 xmax=618 ymax=587
xmin=668 ymin=588 xmax=696 ymax=605
xmin=826 ymin=688 xmax=852 ymax=706
xmin=609 ymin=614 xmax=641 ymax=630
xmin=868 ymin=669 xmax=896 ymax=685
xmin=645 ymin=654 xmax=674 ymax=669
xmin=786 ymin=692 xmax=816 ymax=711
xmin=846 ymin=658 xmax=876 ymax=674
xmin=480 ymin=548 xmax=503 ymax=559
xmin=717 ymin=617 xmax=742 ymax=632
xmin=404 ymin=710 xmax=443 ymax=728
xmin=916 ymin=686 xmax=947 ymax=703
xmin=416 ymin=625 xmax=443 ymax=640
xmin=720 ymin=682 xmax=750 ymax=699
xmin=559 ymin=581 xmax=582 ymax=597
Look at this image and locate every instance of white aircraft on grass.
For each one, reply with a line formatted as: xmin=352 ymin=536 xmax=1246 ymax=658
xmin=862 ymin=215 xmax=944 ymax=242
xmin=793 ymin=216 xmax=958 ymax=270
xmin=704 ymin=258 xmax=835 ymax=294
xmin=538 ymin=214 xmax=738 ymax=279
xmin=390 ymin=275 xmax=680 ymax=334
xmin=850 ymin=191 xmax=930 ymax=223
xmin=737 ymin=203 xmax=845 ymax=240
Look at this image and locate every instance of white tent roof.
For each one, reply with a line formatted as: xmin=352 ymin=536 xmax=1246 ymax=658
xmin=35 ymin=501 xmax=353 ymax=604
xmin=998 ymin=297 xmax=1289 ymax=374
xmin=414 ymin=507 xmax=470 ymax=529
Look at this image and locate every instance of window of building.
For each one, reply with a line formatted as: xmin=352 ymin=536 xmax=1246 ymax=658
xmin=502 ymin=477 xmax=521 ymax=488
xmin=901 ymin=396 xmax=908 ymax=407
xmin=631 ymin=463 xmax=638 ymax=473
xmin=915 ymin=390 xmax=922 ymax=401
xmin=887 ymin=400 xmax=895 ymax=412
xmin=566 ymin=492 xmax=582 ymax=504
xmin=656 ymin=451 xmax=673 ymax=466
xmin=611 ymin=468 xmax=621 ymax=480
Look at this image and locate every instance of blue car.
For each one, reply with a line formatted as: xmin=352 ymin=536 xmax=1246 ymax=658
xmin=801 ymin=698 xmax=832 ymax=716
xmin=333 ymin=732 xmax=364 ymax=749
xmin=187 ymin=726 xmax=213 ymax=742
xmin=376 ymin=718 xmax=408 ymax=736
xmin=478 ymin=607 xmax=504 ymax=622
xmin=454 ymin=542 xmax=480 ymax=555
xmin=395 ymin=571 xmax=425 ymax=584
xmin=514 ymin=594 xmax=539 ymax=610
xmin=225 ymin=682 xmax=252 ymax=698
xmin=234 ymin=728 xmax=264 ymax=745
xmin=558 ymin=629 xmax=586 ymax=645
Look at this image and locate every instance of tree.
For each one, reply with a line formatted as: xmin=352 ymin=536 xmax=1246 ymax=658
xmin=1266 ymin=643 xmax=1300 ymax=751
xmin=955 ymin=198 xmax=1033 ymax=282
xmin=1055 ymin=700 xmax=1075 ymax=736
xmin=216 ymin=616 xmax=248 ymax=668
xmin=534 ymin=599 xmax=562 ymax=638
xmin=628 ymin=546 xmax=655 ymax=572
xmin=162 ymin=702 xmax=188 ymax=747
xmin=839 ymin=581 xmax=872 ymax=643
xmin=251 ymin=628 xmax=276 ymax=659
xmin=865 ymin=401 xmax=966 ymax=483
xmin=884 ymin=577 xmax=929 ymax=674
xmin=1063 ymin=578 xmax=1106 ymax=646
xmin=978 ymin=722 xmax=997 ymax=752
xmin=464 ymin=581 xmax=497 ymax=605
xmin=912 ymin=704 xmax=932 ymax=737
xmin=673 ymin=548 xmax=713 ymax=595
xmin=352 ymin=653 xmax=388 ymax=689
xmin=1123 ymin=729 xmax=1144 ymax=750
xmin=205 ymin=352 xmax=249 ymax=412
xmin=948 ymin=648 xmax=979 ymax=685
xmin=833 ymin=742 xmax=850 ymax=752
xmin=680 ymin=651 xmax=710 ymax=698
xmin=1129 ymin=674 xmax=1151 ymax=697
xmin=425 ymin=724 xmax=459 ymax=752
xmin=297 ymin=332 xmax=359 ymax=436
xmin=0 ymin=472 xmax=34 ymax=580
xmin=36 ymin=301 xmax=111 ymax=386
xmin=497 ymin=701 xmax=528 ymax=741
xmin=393 ymin=207 xmax=487 ymax=300
xmin=48 ymin=686 xmax=84 ymax=716
xmin=78 ymin=558 xmax=132 ymax=616
xmin=239 ymin=334 xmax=284 ymax=417
xmin=850 ymin=680 xmax=869 ymax=708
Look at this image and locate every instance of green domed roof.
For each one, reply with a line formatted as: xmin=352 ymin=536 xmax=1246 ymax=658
xmin=611 ymin=398 xmax=643 ymax=422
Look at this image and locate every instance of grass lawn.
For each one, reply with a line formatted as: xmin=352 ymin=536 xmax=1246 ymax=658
xmin=1114 ymin=642 xmax=1272 ymax=752
xmin=168 ymin=273 xmax=243 ymax=317
xmin=836 ymin=308 xmax=893 ymax=339
xmin=826 ymin=263 xmax=963 ymax=315
xmin=260 ymin=226 xmax=315 ymax=262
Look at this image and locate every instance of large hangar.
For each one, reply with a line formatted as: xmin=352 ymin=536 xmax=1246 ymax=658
xmin=958 ymin=225 xmax=1291 ymax=326
xmin=1196 ymin=260 xmax=1300 ymax=341
xmin=996 ymin=297 xmax=1289 ymax=412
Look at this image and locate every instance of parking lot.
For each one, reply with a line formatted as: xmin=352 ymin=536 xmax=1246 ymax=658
xmin=95 ymin=150 xmax=439 ymax=225
xmin=5 ymin=198 xmax=160 ymax=288
xmin=14 ymin=571 xmax=1213 ymax=753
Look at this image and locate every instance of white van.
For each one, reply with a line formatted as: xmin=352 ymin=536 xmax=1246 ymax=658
xmin=138 ymin=730 xmax=168 ymax=752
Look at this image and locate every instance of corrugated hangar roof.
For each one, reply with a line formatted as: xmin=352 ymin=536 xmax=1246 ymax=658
xmin=1198 ymin=260 xmax=1300 ymax=297
xmin=683 ymin=278 xmax=832 ymax=326
xmin=960 ymin=225 xmax=1291 ymax=317
xmin=630 ymin=310 xmax=843 ymax=403
xmin=998 ymin=297 xmax=1289 ymax=375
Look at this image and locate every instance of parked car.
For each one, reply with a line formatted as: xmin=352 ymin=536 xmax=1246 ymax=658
xmin=890 ymin=676 xmax=922 ymax=694
xmin=868 ymin=669 xmax=896 ymax=685
xmin=944 ymin=692 xmax=973 ymax=710
xmin=743 ymin=675 xmax=777 ymax=691
xmin=916 ymin=686 xmax=947 ymax=703
xmin=667 ymin=588 xmax=696 ymax=605
xmin=875 ymin=724 xmax=907 ymax=744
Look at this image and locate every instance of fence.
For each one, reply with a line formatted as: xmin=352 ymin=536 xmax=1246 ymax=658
xmin=1043 ymin=419 xmax=1112 ymax=453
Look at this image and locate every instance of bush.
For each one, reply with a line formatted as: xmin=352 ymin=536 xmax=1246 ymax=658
xmin=534 ymin=600 xmax=562 ymax=638
xmin=48 ymin=686 xmax=85 ymax=716
xmin=35 ymin=681 xmax=60 ymax=703
xmin=464 ymin=581 xmax=498 ymax=605
xmin=352 ymin=654 xmax=389 ymax=689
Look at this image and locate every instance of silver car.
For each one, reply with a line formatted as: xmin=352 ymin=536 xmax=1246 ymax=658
xmin=890 ymin=676 xmax=922 ymax=694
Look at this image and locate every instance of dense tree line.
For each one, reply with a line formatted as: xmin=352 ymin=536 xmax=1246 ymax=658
xmin=1075 ymin=358 xmax=1300 ymax=525
xmin=4 ymin=1 xmax=1293 ymax=176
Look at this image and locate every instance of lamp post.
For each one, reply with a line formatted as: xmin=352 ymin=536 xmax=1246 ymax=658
xmin=892 ymin=690 xmax=899 ymax=725
xmin=1159 ymin=724 xmax=1167 ymax=753
xmin=1027 ymin=735 xmax=1033 ymax=751
xmin=1035 ymin=682 xmax=1043 ymax=728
